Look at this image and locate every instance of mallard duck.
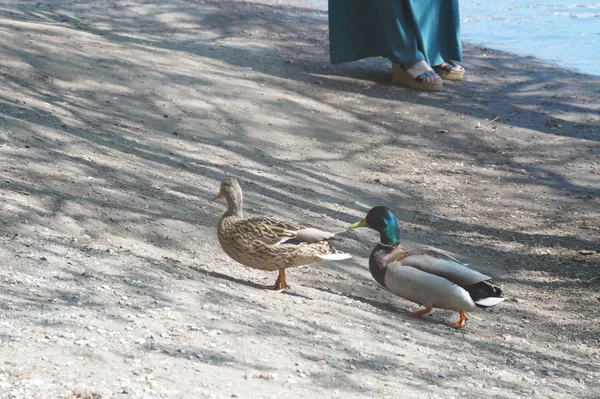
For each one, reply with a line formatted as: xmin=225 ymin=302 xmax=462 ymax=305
xmin=349 ymin=206 xmax=504 ymax=327
xmin=214 ymin=177 xmax=351 ymax=290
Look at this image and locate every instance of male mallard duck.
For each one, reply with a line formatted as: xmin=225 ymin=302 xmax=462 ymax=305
xmin=214 ymin=177 xmax=351 ymax=291
xmin=349 ymin=206 xmax=504 ymax=327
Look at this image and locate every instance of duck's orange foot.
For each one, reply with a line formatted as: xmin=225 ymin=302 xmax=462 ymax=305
xmin=266 ymin=268 xmax=289 ymax=293
xmin=406 ymin=306 xmax=433 ymax=318
xmin=451 ymin=310 xmax=468 ymax=328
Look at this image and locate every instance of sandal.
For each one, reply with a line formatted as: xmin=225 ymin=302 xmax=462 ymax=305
xmin=433 ymin=61 xmax=465 ymax=81
xmin=392 ymin=63 xmax=443 ymax=91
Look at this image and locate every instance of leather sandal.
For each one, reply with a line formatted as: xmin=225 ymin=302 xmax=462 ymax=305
xmin=433 ymin=61 xmax=465 ymax=81
xmin=392 ymin=63 xmax=443 ymax=91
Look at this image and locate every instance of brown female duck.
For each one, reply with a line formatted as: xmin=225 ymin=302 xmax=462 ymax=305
xmin=215 ymin=177 xmax=351 ymax=291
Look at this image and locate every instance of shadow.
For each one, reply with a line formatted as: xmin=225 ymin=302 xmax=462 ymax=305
xmin=0 ymin=0 xmax=599 ymax=397
xmin=313 ymin=285 xmax=405 ymax=315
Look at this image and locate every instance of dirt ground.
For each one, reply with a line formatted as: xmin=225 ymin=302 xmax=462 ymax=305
xmin=0 ymin=0 xmax=599 ymax=398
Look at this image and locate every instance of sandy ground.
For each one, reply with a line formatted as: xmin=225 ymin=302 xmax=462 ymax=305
xmin=0 ymin=0 xmax=599 ymax=398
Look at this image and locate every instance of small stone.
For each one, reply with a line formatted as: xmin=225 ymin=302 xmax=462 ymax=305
xmin=254 ymin=373 xmax=278 ymax=381
xmin=135 ymin=338 xmax=146 ymax=345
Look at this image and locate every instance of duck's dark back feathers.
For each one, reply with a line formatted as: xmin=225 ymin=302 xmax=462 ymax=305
xmin=464 ymin=281 xmax=503 ymax=308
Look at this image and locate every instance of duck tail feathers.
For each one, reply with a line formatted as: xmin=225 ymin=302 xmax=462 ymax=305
xmin=464 ymin=280 xmax=504 ymax=308
xmin=317 ymin=253 xmax=352 ymax=261
xmin=475 ymin=297 xmax=505 ymax=308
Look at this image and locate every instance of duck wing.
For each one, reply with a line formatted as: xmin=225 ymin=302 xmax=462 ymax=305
xmin=380 ymin=246 xmax=501 ymax=310
xmin=239 ymin=216 xmax=340 ymax=246
xmin=397 ymin=246 xmax=490 ymax=286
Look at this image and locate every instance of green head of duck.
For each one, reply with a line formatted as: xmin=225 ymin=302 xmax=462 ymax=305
xmin=349 ymin=206 xmax=401 ymax=247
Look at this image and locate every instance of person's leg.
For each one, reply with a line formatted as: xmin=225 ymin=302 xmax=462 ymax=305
xmin=374 ymin=0 xmax=442 ymax=85
xmin=372 ymin=0 xmax=423 ymax=66
xmin=328 ymin=0 xmax=442 ymax=89
xmin=329 ymin=0 xmax=427 ymax=68
xmin=408 ymin=0 xmax=463 ymax=69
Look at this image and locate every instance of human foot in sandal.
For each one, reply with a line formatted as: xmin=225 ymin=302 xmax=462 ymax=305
xmin=392 ymin=61 xmax=443 ymax=91
xmin=433 ymin=61 xmax=465 ymax=80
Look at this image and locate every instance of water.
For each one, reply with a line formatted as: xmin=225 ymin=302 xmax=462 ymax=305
xmin=306 ymin=1 xmax=600 ymax=76
xmin=460 ymin=1 xmax=600 ymax=76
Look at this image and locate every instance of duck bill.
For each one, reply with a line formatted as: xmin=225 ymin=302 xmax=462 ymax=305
xmin=348 ymin=218 xmax=368 ymax=229
xmin=213 ymin=193 xmax=225 ymax=201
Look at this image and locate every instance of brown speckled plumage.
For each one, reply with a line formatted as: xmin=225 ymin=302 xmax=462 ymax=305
xmin=215 ymin=177 xmax=351 ymax=289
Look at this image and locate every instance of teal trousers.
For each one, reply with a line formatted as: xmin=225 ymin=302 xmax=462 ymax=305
xmin=328 ymin=0 xmax=463 ymax=66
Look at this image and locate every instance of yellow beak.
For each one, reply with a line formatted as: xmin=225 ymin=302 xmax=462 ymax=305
xmin=348 ymin=218 xmax=368 ymax=228
xmin=213 ymin=193 xmax=225 ymax=201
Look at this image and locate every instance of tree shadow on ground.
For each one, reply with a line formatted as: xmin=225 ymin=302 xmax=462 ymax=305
xmin=0 ymin=0 xmax=599 ymax=397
